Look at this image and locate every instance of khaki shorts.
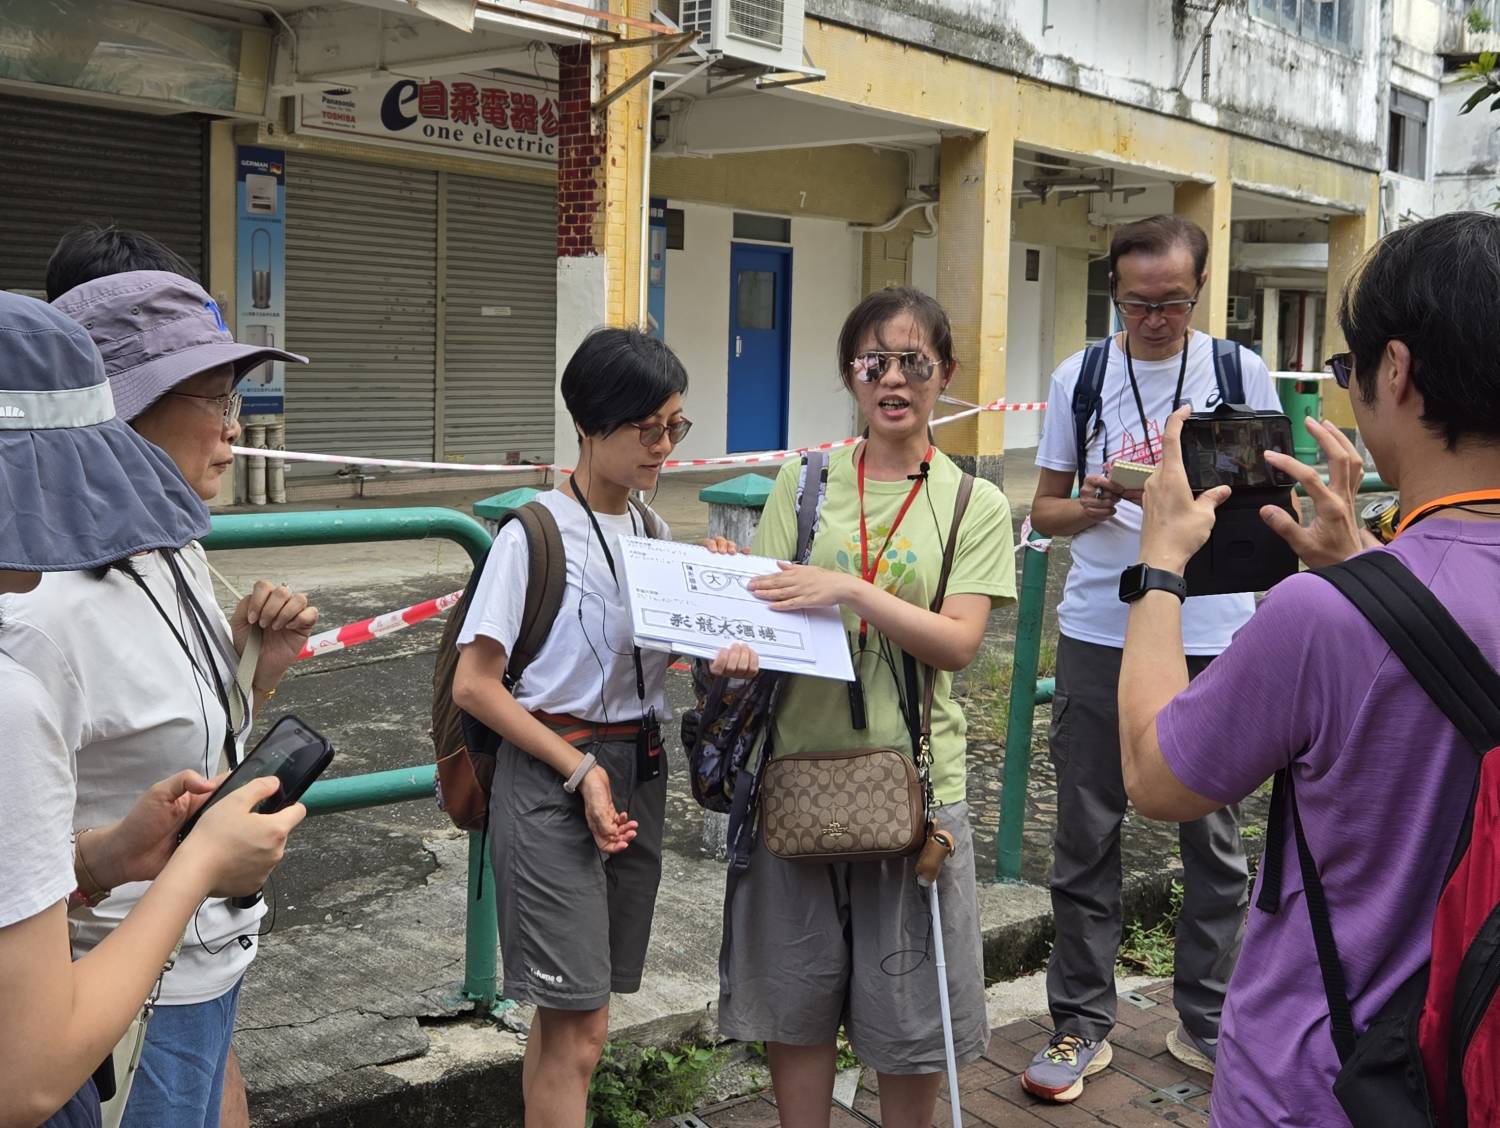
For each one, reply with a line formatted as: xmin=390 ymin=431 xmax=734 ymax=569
xmin=718 ymin=802 xmax=989 ymax=1075
xmin=489 ymin=735 xmax=666 ymax=1011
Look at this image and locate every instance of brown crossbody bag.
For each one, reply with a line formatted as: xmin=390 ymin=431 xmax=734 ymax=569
xmin=758 ymin=471 xmax=974 ymax=864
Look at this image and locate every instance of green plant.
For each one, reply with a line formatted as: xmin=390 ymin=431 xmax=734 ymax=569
xmin=1468 ymin=6 xmax=1495 ymax=34
xmin=1117 ymin=880 xmax=1184 ymax=978
xmin=1241 ymin=822 xmax=1266 ymax=841
xmin=1459 ymin=51 xmax=1500 ymax=116
xmin=836 ymin=1030 xmax=860 ymax=1071
xmin=587 ymin=1041 xmax=727 ymax=1128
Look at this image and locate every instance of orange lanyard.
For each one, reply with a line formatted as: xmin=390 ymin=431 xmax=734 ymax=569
xmin=856 ymin=444 xmax=932 ymax=647
xmin=1396 ymin=489 xmax=1500 ymax=535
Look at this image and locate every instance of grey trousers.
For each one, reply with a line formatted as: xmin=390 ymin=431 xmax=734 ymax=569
xmin=1045 ymin=634 xmax=1248 ymax=1044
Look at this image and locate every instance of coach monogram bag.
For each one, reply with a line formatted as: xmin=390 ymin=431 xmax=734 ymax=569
xmin=758 ymin=471 xmax=973 ymax=864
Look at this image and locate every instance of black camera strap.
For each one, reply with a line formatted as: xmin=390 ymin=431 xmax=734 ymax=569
xmin=123 ymin=552 xmax=241 ymax=769
xmin=569 ymin=476 xmax=648 ymax=712
xmin=1123 ymin=332 xmax=1190 ymax=463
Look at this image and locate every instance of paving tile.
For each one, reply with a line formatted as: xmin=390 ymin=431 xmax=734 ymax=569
xmin=1103 ymin=1044 xmax=1192 ymax=1091
xmin=959 ymin=1058 xmax=1011 ymax=1092
xmin=1071 ymin=1071 xmax=1152 ymax=1114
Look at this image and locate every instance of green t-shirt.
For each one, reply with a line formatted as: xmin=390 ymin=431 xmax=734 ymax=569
xmin=751 ymin=447 xmax=1017 ymax=805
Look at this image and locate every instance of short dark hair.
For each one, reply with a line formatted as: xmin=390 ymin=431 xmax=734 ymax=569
xmin=561 ymin=327 xmax=688 ymax=439
xmin=836 ymin=286 xmax=956 ymax=388
xmin=1109 ymin=215 xmax=1210 ymax=282
xmin=1340 ymin=211 xmax=1500 ymax=449
xmin=45 ymin=224 xmax=198 ymax=302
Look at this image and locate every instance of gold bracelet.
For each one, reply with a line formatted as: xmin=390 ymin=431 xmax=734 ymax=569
xmin=253 ymin=684 xmax=277 ymax=699
xmin=73 ymin=828 xmax=112 ymax=906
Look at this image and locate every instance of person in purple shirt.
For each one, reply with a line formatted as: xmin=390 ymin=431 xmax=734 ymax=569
xmin=1115 ymin=210 xmax=1500 ymax=1126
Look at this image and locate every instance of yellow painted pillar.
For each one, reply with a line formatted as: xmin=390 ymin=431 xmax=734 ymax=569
xmin=1052 ymin=248 xmax=1091 ymax=368
xmin=1322 ymin=200 xmax=1380 ymax=429
xmin=936 ymin=123 xmax=1013 ymax=481
xmin=602 ymin=0 xmax=653 ymax=326
xmin=1173 ymin=170 xmax=1231 ymax=339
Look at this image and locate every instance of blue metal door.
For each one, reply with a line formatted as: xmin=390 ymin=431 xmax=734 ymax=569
xmin=726 ymin=244 xmax=790 ymax=452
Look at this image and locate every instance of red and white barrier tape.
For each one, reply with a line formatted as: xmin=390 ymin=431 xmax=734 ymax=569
xmin=297 ymin=589 xmax=463 ymax=661
xmin=233 ymin=398 xmax=1048 ymax=477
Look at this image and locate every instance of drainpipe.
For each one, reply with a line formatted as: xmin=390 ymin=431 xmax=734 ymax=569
xmin=244 ymin=420 xmax=268 ymax=506
xmin=266 ymin=417 xmax=287 ymax=505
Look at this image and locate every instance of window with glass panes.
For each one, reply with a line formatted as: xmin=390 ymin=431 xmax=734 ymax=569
xmin=1387 ymin=88 xmax=1429 ymax=179
xmin=1253 ymin=0 xmax=1360 ymax=50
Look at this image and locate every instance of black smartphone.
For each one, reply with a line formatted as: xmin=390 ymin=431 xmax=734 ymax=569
xmin=1179 ymin=411 xmax=1297 ymax=493
xmin=178 ymin=714 xmax=334 ymax=841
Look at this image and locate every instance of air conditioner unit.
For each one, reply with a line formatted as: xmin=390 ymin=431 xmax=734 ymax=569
xmin=679 ymin=0 xmax=806 ymax=72
xmin=1227 ymin=295 xmax=1254 ymax=326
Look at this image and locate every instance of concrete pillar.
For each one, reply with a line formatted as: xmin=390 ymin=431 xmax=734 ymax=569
xmin=936 ymin=129 xmax=1013 ymax=484
xmin=1322 ymin=207 xmax=1379 ymax=429
xmin=861 ymin=223 xmax=915 ymax=295
xmin=208 ymin=120 xmax=239 ymax=508
xmin=1052 ymin=248 xmax=1090 ymax=368
xmin=1261 ymin=286 xmax=1280 ymax=369
xmin=1173 ymin=177 xmax=1231 ymax=338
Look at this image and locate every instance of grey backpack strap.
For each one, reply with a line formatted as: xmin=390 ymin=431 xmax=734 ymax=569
xmin=794 ymin=450 xmax=829 ymax=563
xmin=627 ymin=494 xmax=665 ymax=540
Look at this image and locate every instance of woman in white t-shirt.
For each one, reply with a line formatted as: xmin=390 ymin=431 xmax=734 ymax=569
xmin=0 ymin=292 xmax=303 ymax=1128
xmin=453 ymin=328 xmax=756 ymax=1127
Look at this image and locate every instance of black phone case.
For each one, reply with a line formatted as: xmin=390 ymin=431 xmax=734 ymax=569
xmin=178 ymin=715 xmax=334 ymax=840
xmin=1184 ymin=490 xmax=1299 ymax=596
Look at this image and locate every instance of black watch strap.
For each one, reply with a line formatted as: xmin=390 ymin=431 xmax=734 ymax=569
xmin=1119 ymin=563 xmax=1188 ymax=604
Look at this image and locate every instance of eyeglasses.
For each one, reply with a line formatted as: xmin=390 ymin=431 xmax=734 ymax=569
xmin=168 ymin=389 xmax=242 ymax=429
xmin=1112 ymin=294 xmax=1200 ymax=320
xmin=1324 ymin=352 xmax=1353 ymax=390
xmin=629 ymin=418 xmax=692 ymax=446
xmin=850 ymin=352 xmax=938 ymax=384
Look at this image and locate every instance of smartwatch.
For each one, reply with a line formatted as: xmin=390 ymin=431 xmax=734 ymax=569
xmin=1119 ymin=563 xmax=1188 ymax=604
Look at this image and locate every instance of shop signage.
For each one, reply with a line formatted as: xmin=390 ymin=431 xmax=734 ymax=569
xmin=298 ymin=73 xmax=560 ymax=168
xmin=235 ymin=146 xmax=286 ymax=416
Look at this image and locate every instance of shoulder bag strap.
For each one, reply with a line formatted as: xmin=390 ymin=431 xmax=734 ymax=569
xmin=918 ymin=472 xmax=975 ymax=736
xmin=1072 ymin=341 xmax=1111 ymax=494
xmin=1262 ymin=552 xmax=1500 ymax=1066
xmin=627 ymin=494 xmax=665 ymax=541
xmin=795 ymin=450 xmax=830 ymax=563
xmin=1211 ymin=337 xmax=1246 ymax=406
xmin=501 ymin=502 xmax=567 ymax=688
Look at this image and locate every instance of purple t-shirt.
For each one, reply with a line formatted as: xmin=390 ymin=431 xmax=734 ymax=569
xmin=1159 ymin=519 xmax=1500 ymax=1127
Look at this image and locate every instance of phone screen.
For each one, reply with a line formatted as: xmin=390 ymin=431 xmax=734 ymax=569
xmin=1180 ymin=415 xmax=1296 ymax=491
xmin=179 ymin=715 xmax=332 ymax=838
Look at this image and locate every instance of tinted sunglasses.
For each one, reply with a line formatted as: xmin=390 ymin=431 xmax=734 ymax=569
xmin=850 ymin=351 xmax=938 ymax=384
xmin=1324 ymin=352 xmax=1353 ymax=390
xmin=628 ymin=418 xmax=692 ymax=446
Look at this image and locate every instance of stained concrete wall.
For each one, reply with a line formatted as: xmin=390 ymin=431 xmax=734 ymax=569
xmin=661 ymin=202 xmax=859 ymax=461
xmin=805 ymin=0 xmax=1385 ymax=170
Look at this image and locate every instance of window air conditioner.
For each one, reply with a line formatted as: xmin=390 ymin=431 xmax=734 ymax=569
xmin=1226 ymin=295 xmax=1254 ymax=326
xmin=679 ymin=0 xmax=806 ymax=72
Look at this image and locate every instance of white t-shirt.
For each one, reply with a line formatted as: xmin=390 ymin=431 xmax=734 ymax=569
xmin=1035 ymin=332 xmax=1281 ymax=654
xmin=458 ymin=489 xmax=671 ymax=723
xmin=0 ymin=656 xmax=79 ymax=930
xmin=0 ymin=545 xmax=262 ymax=1005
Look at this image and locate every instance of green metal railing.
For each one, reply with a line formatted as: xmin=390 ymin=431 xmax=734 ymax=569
xmin=202 ymin=507 xmax=500 ymax=1012
xmin=995 ymin=473 xmax=1393 ymax=882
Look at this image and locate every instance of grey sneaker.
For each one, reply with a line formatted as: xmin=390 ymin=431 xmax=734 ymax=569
xmin=1166 ymin=1023 xmax=1217 ymax=1075
xmin=1021 ymin=1031 xmax=1113 ymax=1103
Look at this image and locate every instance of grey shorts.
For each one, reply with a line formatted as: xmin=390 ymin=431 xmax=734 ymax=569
xmin=490 ymin=735 xmax=666 ymax=1011
xmin=718 ymin=802 xmax=989 ymax=1075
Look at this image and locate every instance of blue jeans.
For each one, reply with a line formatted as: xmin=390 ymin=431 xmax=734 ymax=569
xmin=42 ymin=1080 xmax=101 ymax=1128
xmin=120 ymin=979 xmax=243 ymax=1128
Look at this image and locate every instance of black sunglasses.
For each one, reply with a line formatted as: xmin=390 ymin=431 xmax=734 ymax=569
xmin=1324 ymin=352 xmax=1353 ymax=390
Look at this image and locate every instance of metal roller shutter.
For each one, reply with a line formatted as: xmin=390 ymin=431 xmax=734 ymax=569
xmin=284 ymin=153 xmax=438 ymax=464
xmin=441 ymin=172 xmax=557 ymax=464
xmin=0 ymin=93 xmax=205 ymax=295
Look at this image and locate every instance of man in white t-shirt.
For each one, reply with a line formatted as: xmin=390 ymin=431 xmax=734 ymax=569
xmin=1021 ymin=216 xmax=1278 ymax=1104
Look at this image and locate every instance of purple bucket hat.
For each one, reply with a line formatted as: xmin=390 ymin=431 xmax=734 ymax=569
xmin=53 ymin=270 xmax=306 ymax=422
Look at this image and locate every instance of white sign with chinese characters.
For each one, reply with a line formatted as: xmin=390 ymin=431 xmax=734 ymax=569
xmin=617 ymin=537 xmax=855 ymax=682
xmin=297 ymin=73 xmax=560 ymax=168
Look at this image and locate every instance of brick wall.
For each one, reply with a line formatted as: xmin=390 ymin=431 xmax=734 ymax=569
xmin=556 ymin=45 xmax=604 ymax=257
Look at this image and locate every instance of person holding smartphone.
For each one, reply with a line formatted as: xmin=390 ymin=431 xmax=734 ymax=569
xmin=0 ymin=292 xmax=304 ymax=1128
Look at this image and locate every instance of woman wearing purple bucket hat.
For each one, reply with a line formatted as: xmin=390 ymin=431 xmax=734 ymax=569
xmin=0 ymin=270 xmax=322 ymax=1128
xmin=0 ymin=291 xmax=305 ymax=1128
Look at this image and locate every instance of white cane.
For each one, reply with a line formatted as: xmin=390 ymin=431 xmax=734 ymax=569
xmin=916 ymin=828 xmax=962 ymax=1127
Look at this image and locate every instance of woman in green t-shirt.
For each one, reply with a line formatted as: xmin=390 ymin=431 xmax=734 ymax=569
xmin=717 ymin=287 xmax=1017 ymax=1127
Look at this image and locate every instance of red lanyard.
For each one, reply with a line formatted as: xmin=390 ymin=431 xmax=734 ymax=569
xmin=856 ymin=444 xmax=932 ymax=646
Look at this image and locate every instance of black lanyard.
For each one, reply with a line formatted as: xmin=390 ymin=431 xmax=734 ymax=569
xmin=1122 ymin=332 xmax=1190 ymax=464
xmin=123 ymin=551 xmax=245 ymax=769
xmin=568 ymin=478 xmax=647 ymax=706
